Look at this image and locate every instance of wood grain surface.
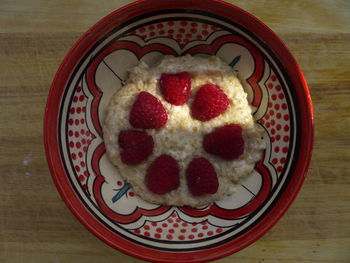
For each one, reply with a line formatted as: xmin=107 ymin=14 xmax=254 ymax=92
xmin=0 ymin=0 xmax=349 ymax=262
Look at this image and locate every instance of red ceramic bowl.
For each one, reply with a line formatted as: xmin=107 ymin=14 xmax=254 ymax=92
xmin=44 ymin=0 xmax=313 ymax=262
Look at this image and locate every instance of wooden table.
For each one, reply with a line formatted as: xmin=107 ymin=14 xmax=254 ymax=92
xmin=1 ymin=0 xmax=349 ymax=262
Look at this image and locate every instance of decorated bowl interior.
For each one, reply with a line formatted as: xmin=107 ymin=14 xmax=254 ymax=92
xmin=45 ymin=1 xmax=313 ymax=262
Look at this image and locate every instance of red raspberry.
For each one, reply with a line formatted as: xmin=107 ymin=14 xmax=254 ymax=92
xmin=191 ymin=83 xmax=230 ymax=121
xmin=118 ymin=130 xmax=154 ymax=165
xmin=186 ymin=157 xmax=218 ymax=196
xmin=146 ymin=154 xmax=180 ymax=194
xmin=129 ymin=91 xmax=168 ymax=129
xmin=203 ymin=124 xmax=244 ymax=160
xmin=159 ymin=72 xmax=191 ymax=105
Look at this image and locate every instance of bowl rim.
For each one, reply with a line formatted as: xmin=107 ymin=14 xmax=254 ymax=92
xmin=44 ymin=0 xmax=314 ymax=262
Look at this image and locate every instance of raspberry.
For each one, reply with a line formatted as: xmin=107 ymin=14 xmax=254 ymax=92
xmin=146 ymin=154 xmax=180 ymax=194
xmin=159 ymin=72 xmax=191 ymax=105
xmin=118 ymin=130 xmax=154 ymax=165
xmin=203 ymin=124 xmax=244 ymax=160
xmin=186 ymin=157 xmax=218 ymax=196
xmin=191 ymin=83 xmax=230 ymax=121
xmin=129 ymin=91 xmax=168 ymax=129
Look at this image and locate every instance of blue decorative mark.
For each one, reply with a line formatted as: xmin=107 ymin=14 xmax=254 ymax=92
xmin=112 ymin=183 xmax=131 ymax=203
xmin=229 ymin=55 xmax=241 ymax=69
xmin=102 ymin=59 xmax=124 ymax=82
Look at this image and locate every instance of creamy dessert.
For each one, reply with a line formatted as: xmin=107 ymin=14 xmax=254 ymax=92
xmin=103 ymin=55 xmax=265 ymax=207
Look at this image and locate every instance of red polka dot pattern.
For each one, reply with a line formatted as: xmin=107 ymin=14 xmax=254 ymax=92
xmin=130 ymin=21 xmax=220 ymax=46
xmin=68 ymin=85 xmax=95 ymax=189
xmin=259 ymin=73 xmax=290 ymax=175
xmin=132 ymin=212 xmax=226 ymax=241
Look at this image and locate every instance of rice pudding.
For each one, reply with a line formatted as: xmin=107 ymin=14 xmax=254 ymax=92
xmin=103 ymin=55 xmax=265 ymax=207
